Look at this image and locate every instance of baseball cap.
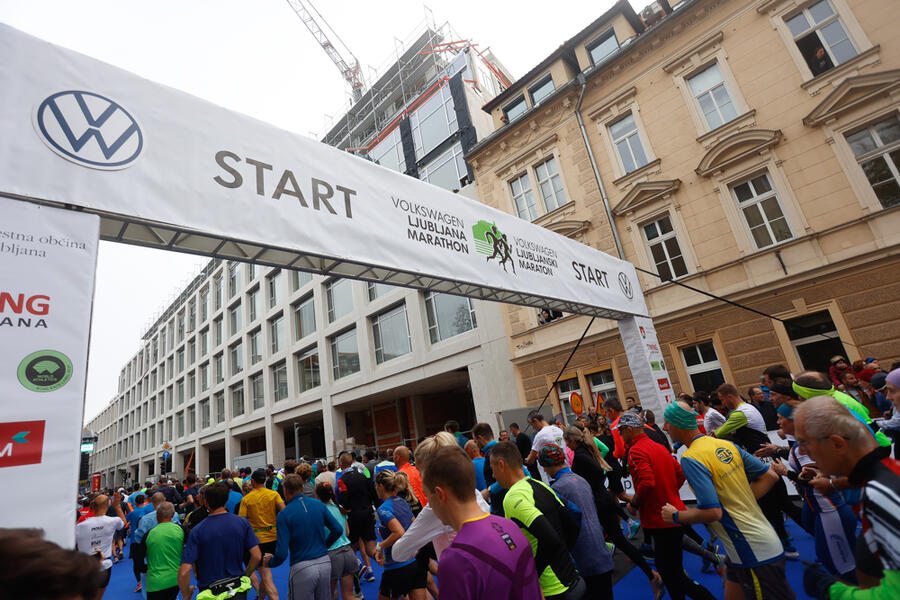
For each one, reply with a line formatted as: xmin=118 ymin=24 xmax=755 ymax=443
xmin=870 ymin=372 xmax=887 ymax=391
xmin=251 ymin=468 xmax=267 ymax=484
xmin=537 ymin=443 xmax=567 ymax=467
xmin=613 ymin=412 xmax=644 ymax=430
xmin=864 ymin=357 xmax=877 ymax=364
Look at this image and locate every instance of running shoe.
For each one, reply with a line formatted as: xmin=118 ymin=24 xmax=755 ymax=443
xmin=782 ymin=539 xmax=799 ymax=558
xmin=133 ymin=582 xmax=142 ymax=593
xmin=363 ymin=571 xmax=376 ymax=583
xmin=627 ymin=520 xmax=641 ymax=540
xmin=714 ymin=554 xmax=726 ymax=577
xmin=356 ymin=563 xmax=368 ymax=580
xmin=639 ymin=543 xmax=655 ymax=560
xmin=700 ymin=541 xmax=717 ymax=573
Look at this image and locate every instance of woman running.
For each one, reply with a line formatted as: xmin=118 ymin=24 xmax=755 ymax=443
xmin=373 ymin=470 xmax=427 ymax=600
xmin=315 ymin=482 xmax=357 ymax=600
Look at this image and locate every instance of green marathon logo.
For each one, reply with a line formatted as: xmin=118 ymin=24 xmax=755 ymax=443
xmin=17 ymin=350 xmax=73 ymax=392
xmin=650 ymin=360 xmax=666 ymax=372
xmin=472 ymin=220 xmax=515 ymax=274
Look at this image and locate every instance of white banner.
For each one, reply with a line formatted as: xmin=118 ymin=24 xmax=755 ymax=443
xmin=0 ymin=197 xmax=99 ymax=547
xmin=0 ymin=23 xmax=647 ymax=320
xmin=618 ymin=316 xmax=675 ymax=417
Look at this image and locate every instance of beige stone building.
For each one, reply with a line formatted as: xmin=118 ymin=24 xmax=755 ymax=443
xmin=467 ymin=0 xmax=900 ymax=420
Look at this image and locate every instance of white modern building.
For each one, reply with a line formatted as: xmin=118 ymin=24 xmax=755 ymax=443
xmin=86 ymin=21 xmax=518 ymax=488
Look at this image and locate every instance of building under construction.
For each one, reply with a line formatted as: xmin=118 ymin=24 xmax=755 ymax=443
xmin=320 ymin=17 xmax=512 ymax=191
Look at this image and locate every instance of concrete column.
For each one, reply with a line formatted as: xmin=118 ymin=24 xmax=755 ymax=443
xmin=322 ymin=394 xmax=346 ymax=458
xmin=409 ymin=395 xmax=426 ymax=441
xmin=196 ymin=441 xmax=209 ymax=476
xmin=224 ymin=427 xmax=234 ymax=468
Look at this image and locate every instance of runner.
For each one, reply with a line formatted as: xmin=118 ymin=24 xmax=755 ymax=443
xmin=373 ymin=470 xmax=427 ymax=600
xmin=239 ymin=468 xmax=285 ymax=600
xmin=263 ymin=475 xmax=343 ymax=600
xmin=423 ymin=444 xmax=543 ymax=600
xmin=490 ymin=440 xmax=585 ymax=599
xmin=663 ymin=400 xmax=795 ymax=600
xmin=524 ymin=410 xmax=567 ymax=484
xmin=74 ymin=492 xmax=126 ymax=599
xmin=316 ymin=482 xmax=357 ymax=600
xmin=144 ymin=502 xmax=184 ymax=600
xmin=336 ymin=452 xmax=378 ymax=584
xmin=125 ymin=493 xmax=152 ymax=593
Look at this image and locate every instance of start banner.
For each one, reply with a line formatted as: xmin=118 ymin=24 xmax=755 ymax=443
xmin=0 ymin=23 xmax=647 ymax=320
xmin=0 ymin=197 xmax=99 ymax=547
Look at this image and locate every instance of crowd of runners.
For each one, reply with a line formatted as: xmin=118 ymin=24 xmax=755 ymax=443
xmin=2 ymin=358 xmax=900 ymax=600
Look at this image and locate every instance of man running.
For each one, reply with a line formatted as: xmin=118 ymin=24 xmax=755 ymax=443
xmin=75 ymin=492 xmax=126 ymax=599
xmin=423 ymin=445 xmax=542 ymax=600
xmin=663 ymin=400 xmax=794 ymax=600
xmin=524 ymin=410 xmax=567 ymax=483
xmin=490 ymin=440 xmax=585 ymax=599
xmin=239 ymin=468 xmax=285 ymax=600
xmin=336 ymin=452 xmax=377 ymax=583
xmin=394 ymin=446 xmax=427 ymax=507
xmin=144 ymin=502 xmax=184 ymax=600
xmin=264 ymin=474 xmax=343 ymax=600
xmin=125 ymin=493 xmax=152 ymax=593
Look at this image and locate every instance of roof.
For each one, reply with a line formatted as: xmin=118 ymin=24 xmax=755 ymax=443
xmin=481 ymin=0 xmax=644 ymax=112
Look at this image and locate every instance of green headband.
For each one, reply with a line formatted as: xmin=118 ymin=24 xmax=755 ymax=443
xmin=792 ymin=381 xmax=834 ymax=400
xmin=664 ymin=402 xmax=698 ymax=429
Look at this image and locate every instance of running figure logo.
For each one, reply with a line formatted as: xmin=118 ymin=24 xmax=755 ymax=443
xmin=472 ymin=220 xmax=516 ymax=274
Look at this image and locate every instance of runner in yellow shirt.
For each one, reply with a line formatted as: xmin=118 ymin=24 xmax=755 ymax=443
xmin=240 ymin=468 xmax=286 ymax=600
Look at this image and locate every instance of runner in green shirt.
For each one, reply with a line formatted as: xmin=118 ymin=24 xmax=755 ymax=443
xmin=144 ymin=502 xmax=185 ymax=599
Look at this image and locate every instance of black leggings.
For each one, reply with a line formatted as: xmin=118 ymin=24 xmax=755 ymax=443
xmin=583 ymin=571 xmax=613 ymax=600
xmin=758 ymin=478 xmax=792 ymax=540
xmin=596 ymin=501 xmax=655 ymax=580
xmin=646 ymin=527 xmax=717 ymax=600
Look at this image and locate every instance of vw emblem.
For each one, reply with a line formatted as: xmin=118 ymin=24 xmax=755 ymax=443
xmin=33 ymin=90 xmax=143 ymax=170
xmin=618 ymin=272 xmax=633 ymax=299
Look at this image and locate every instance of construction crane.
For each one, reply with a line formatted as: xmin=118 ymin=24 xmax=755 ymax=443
xmin=285 ymin=0 xmax=365 ymax=101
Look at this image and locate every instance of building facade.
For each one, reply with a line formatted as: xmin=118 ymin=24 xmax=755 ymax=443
xmin=467 ymin=0 xmax=900 ymax=423
xmin=86 ymin=25 xmax=517 ymax=488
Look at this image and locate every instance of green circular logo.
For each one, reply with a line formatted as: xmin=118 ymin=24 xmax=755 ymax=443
xmin=17 ymin=350 xmax=74 ymax=392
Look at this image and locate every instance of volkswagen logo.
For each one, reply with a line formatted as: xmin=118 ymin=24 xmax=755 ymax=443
xmin=617 ymin=272 xmax=633 ymax=299
xmin=33 ymin=90 xmax=143 ymax=170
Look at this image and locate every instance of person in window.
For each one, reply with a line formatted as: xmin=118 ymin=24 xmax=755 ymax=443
xmin=809 ymin=46 xmax=834 ymax=76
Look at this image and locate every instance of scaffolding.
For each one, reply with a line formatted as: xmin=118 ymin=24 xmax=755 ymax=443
xmin=320 ymin=14 xmax=509 ymax=153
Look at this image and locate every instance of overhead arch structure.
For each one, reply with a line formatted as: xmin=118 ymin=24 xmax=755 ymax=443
xmin=0 ymin=24 xmax=675 ymax=546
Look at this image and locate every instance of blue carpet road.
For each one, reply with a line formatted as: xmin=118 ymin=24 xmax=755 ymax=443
xmin=103 ymin=519 xmax=820 ymax=598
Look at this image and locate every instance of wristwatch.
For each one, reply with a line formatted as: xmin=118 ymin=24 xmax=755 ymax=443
xmin=375 ymin=543 xmax=382 ymax=552
xmin=672 ymin=511 xmax=680 ymax=524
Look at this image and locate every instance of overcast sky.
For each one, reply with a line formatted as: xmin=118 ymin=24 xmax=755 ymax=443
xmin=0 ymin=0 xmax=639 ymax=423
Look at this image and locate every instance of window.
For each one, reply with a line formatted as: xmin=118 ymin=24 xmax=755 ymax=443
xmin=213 ymin=276 xmax=223 ymax=310
xmin=419 ymin=143 xmax=468 ymax=191
xmin=410 ymin=84 xmax=457 ymax=159
xmin=290 ymin=270 xmax=313 ymax=292
xmin=681 ymin=341 xmax=725 ymax=393
xmin=229 ymin=303 xmax=242 ymax=335
xmin=187 ymin=372 xmax=196 ymax=399
xmin=326 ymin=279 xmax=353 ymax=323
xmin=246 ymin=263 xmax=256 ymax=283
xmin=250 ymin=372 xmax=265 ymax=410
xmin=187 ymin=406 xmax=196 ymax=434
xmin=177 ymin=312 xmax=185 ymax=341
xmin=293 ymin=295 xmax=316 ymax=340
xmin=785 ymin=310 xmax=847 ymax=374
xmin=270 ymin=313 xmax=285 ymax=354
xmin=367 ymin=282 xmax=393 ymax=302
xmin=330 ymin=328 xmax=360 ymax=380
xmin=687 ymin=63 xmax=737 ymax=130
xmin=160 ymin=330 xmax=166 ymax=357
xmin=587 ymin=30 xmax=619 ymax=65
xmin=297 ymin=347 xmax=320 ymax=392
xmin=215 ymin=391 xmax=225 ymax=424
xmin=227 ymin=262 xmax=239 ymax=297
xmin=188 ymin=300 xmax=196 ymax=332
xmin=534 ymin=157 xmax=567 ymax=212
xmin=268 ymin=270 xmax=283 ymax=308
xmin=249 ymin=329 xmax=263 ymax=365
xmin=528 ymin=75 xmax=555 ymax=106
xmin=370 ymin=126 xmax=406 ymax=173
xmin=199 ymin=363 xmax=209 ymax=392
xmin=730 ymin=172 xmax=793 ymax=249
xmin=213 ymin=318 xmax=223 ymax=347
xmin=177 ymin=379 xmax=185 ymax=405
xmin=643 ymin=215 xmax=688 ymax=280
xmin=166 ymin=416 xmax=173 ymax=440
xmin=272 ymin=362 xmax=288 ymax=402
xmin=609 ymin=114 xmax=649 ymax=174
xmin=199 ymin=288 xmax=209 ymax=322
xmin=589 ymin=370 xmax=619 ymax=406
xmin=200 ymin=399 xmax=210 ymax=429
xmin=176 ymin=411 xmax=184 ymax=437
xmin=199 ymin=328 xmax=209 ymax=356
xmin=166 ymin=386 xmax=173 ymax=411
xmin=425 ymin=293 xmax=477 ymax=343
xmin=214 ymin=353 xmax=224 ymax=383
xmin=187 ymin=340 xmax=195 ymax=365
xmin=845 ymin=115 xmax=900 ymax=208
xmin=510 ymin=172 xmax=537 ymax=221
xmin=557 ymin=377 xmax=581 ymax=426
xmin=230 ymin=341 xmax=243 ymax=375
xmin=785 ymin=0 xmax=856 ymax=76
xmin=231 ymin=383 xmax=244 ymax=417
xmin=503 ymin=95 xmax=527 ymax=123
xmin=248 ymin=287 xmax=260 ymax=322
xmin=372 ymin=305 xmax=412 ymax=364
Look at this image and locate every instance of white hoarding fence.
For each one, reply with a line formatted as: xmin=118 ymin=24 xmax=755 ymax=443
xmin=0 ymin=197 xmax=99 ymax=547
